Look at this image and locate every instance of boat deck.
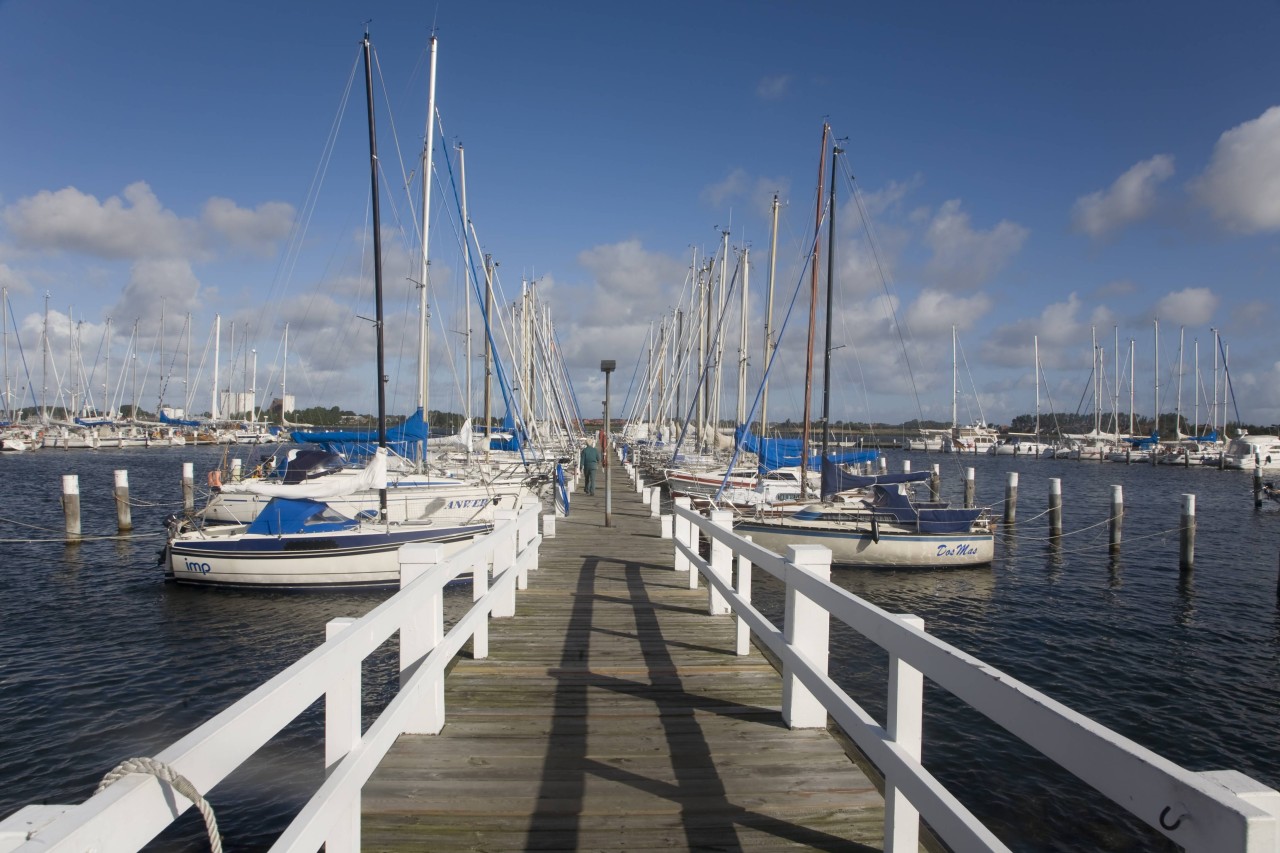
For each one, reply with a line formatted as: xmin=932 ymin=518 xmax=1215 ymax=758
xmin=362 ymin=470 xmax=887 ymax=851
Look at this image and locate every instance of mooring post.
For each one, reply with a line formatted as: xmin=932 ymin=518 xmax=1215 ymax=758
xmin=964 ymin=466 xmax=975 ymax=509
xmin=113 ymin=469 xmax=132 ymax=533
xmin=930 ymin=464 xmax=941 ymax=502
xmin=1255 ymin=466 xmax=1264 ymax=509
xmin=182 ymin=462 xmax=194 ymax=511
xmin=230 ymin=458 xmax=243 ymax=481
xmin=1180 ymin=493 xmax=1196 ymax=572
xmin=1003 ymin=471 xmax=1018 ymax=526
xmin=1048 ymin=477 xmax=1062 ymax=542
xmin=61 ymin=474 xmax=81 ymax=541
xmin=879 ymin=456 xmax=888 ymax=474
xmin=902 ymin=459 xmax=911 ymax=475
xmin=1109 ymin=485 xmax=1123 ymax=553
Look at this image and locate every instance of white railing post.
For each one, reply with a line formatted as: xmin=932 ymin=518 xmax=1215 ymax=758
xmin=542 ymin=512 xmax=557 ymax=538
xmin=473 ymin=535 xmax=491 ymax=660
xmin=735 ymin=535 xmax=754 ymax=656
xmin=659 ymin=513 xmax=672 ymax=539
xmin=649 ymin=487 xmax=661 ymax=517
xmin=1198 ymin=770 xmax=1280 ymax=851
xmin=707 ymin=509 xmax=732 ymax=615
xmin=492 ymin=508 xmax=517 ymax=618
xmin=886 ymin=614 xmax=925 ymax=853
xmin=783 ymin=544 xmax=831 ymax=729
xmin=325 ymin=617 xmax=360 ymax=853
xmin=673 ymin=497 xmax=692 ymax=573
xmin=399 ymin=543 xmax=445 ymax=734
xmin=520 ymin=500 xmax=540 ymax=585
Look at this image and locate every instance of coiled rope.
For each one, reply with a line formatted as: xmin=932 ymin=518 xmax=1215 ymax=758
xmin=96 ymin=757 xmax=222 ymax=853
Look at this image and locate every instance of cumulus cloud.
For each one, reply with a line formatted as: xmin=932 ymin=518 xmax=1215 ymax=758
xmin=923 ymin=199 xmax=1027 ymax=290
xmin=903 ymin=289 xmax=993 ymax=337
xmin=4 ymin=182 xmax=197 ymax=259
xmin=575 ymin=239 xmax=688 ymax=328
xmin=108 ymin=258 xmax=203 ymax=338
xmin=1154 ymin=286 xmax=1218 ymax=326
xmin=201 ymin=197 xmax=295 ymax=255
xmin=981 ymin=292 xmax=1117 ymax=370
xmin=701 ymin=169 xmax=791 ymax=219
xmin=1071 ymin=154 xmax=1175 ymax=239
xmin=1192 ymin=106 xmax=1280 ymax=233
xmin=0 ymin=263 xmax=32 ymax=296
xmin=757 ymin=74 xmax=792 ymax=100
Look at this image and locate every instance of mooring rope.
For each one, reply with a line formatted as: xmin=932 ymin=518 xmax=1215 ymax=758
xmin=96 ymin=757 xmax=222 ymax=853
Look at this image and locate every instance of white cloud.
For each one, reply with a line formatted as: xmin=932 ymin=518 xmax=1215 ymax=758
xmin=0 ymin=263 xmax=32 ymax=297
xmin=3 ymin=182 xmax=197 ymax=259
xmin=981 ymin=292 xmax=1117 ymax=370
xmin=904 ymin=289 xmax=992 ymax=337
xmin=1154 ymin=286 xmax=1218 ymax=326
xmin=757 ymin=74 xmax=792 ymax=100
xmin=1071 ymin=154 xmax=1175 ymax=239
xmin=701 ymin=170 xmax=791 ymax=219
xmin=108 ymin=258 xmax=203 ymax=339
xmin=1192 ymin=106 xmax=1280 ymax=233
xmin=202 ymin=197 xmax=295 ymax=255
xmin=923 ymin=199 xmax=1027 ymax=290
xmin=575 ymin=239 xmax=688 ymax=329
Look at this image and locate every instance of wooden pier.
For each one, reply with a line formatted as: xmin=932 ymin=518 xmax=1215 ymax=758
xmin=363 ymin=474 xmax=886 ymax=851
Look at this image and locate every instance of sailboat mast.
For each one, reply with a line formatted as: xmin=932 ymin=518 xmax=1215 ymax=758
xmin=418 ymin=34 xmax=437 ymax=421
xmin=736 ymin=245 xmax=749 ymax=426
xmin=1176 ymin=325 xmax=1184 ymax=438
xmin=2 ymin=288 xmax=8 ymax=421
xmin=1034 ymin=335 xmax=1040 ymax=440
xmin=483 ymin=254 xmax=494 ymax=458
xmin=362 ymin=29 xmax=389 ymax=519
xmin=820 ymin=143 xmax=841 ymax=479
xmin=760 ymin=194 xmax=779 ymax=435
xmin=951 ymin=326 xmax=957 ymax=431
xmin=800 ymin=122 xmax=830 ymax=499
xmin=459 ymin=143 xmax=473 ymax=446
xmin=282 ymin=322 xmax=289 ymax=425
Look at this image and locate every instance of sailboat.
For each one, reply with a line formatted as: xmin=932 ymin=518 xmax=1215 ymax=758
xmin=734 ymin=133 xmax=994 ymax=568
xmin=165 ymin=31 xmax=506 ymax=588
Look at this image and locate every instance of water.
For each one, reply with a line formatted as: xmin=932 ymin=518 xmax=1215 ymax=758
xmin=1 ymin=447 xmax=1277 ymax=850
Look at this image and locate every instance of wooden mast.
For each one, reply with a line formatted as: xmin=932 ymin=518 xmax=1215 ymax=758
xmin=799 ymin=122 xmax=829 ymax=500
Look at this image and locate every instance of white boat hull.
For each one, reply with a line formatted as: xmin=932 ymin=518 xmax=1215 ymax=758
xmin=734 ymin=519 xmax=994 ymax=568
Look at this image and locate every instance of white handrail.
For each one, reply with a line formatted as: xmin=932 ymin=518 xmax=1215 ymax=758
xmin=670 ymin=498 xmax=1280 ymax=853
xmin=4 ymin=500 xmax=543 ymax=853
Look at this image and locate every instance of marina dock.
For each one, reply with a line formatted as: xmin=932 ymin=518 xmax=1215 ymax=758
xmin=362 ymin=475 xmax=886 ymax=851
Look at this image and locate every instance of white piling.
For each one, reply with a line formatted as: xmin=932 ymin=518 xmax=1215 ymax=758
xmin=114 ymin=469 xmax=132 ymax=532
xmin=182 ymin=462 xmax=194 ymax=511
xmin=61 ymin=474 xmax=81 ymax=541
xmin=1109 ymin=485 xmax=1123 ymax=552
xmin=1180 ymin=493 xmax=1196 ymax=571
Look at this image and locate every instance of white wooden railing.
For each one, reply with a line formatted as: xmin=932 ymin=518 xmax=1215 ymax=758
xmin=669 ymin=495 xmax=1280 ymax=853
xmin=0 ymin=498 xmax=544 ymax=853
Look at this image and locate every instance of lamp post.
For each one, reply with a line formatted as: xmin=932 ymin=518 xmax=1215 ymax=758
xmin=601 ymin=359 xmax=616 ymax=527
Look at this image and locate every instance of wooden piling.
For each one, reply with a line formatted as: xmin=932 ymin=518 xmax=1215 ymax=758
xmin=929 ymin=464 xmax=940 ymax=502
xmin=182 ymin=462 xmax=195 ymax=511
xmin=1109 ymin=485 xmax=1123 ymax=553
xmin=1003 ymin=471 xmax=1018 ymax=526
xmin=1254 ymin=466 xmax=1264 ymax=508
xmin=964 ymin=467 xmax=975 ymax=509
xmin=902 ymin=459 xmax=911 ymax=475
xmin=61 ymin=474 xmax=81 ymax=541
xmin=1048 ymin=478 xmax=1062 ymax=542
xmin=1180 ymin=493 xmax=1196 ymax=572
xmin=113 ymin=469 xmax=132 ymax=532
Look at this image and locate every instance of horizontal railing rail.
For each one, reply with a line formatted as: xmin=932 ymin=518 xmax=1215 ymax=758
xmin=670 ymin=496 xmax=1280 ymax=853
xmin=2 ymin=499 xmax=543 ymax=853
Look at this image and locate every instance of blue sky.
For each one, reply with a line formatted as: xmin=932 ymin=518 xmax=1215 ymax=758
xmin=3 ymin=0 xmax=1280 ymax=430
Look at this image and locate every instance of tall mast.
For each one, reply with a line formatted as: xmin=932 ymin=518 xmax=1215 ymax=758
xmin=819 ymin=142 xmax=840 ymax=485
xmin=760 ymin=194 xmax=779 ymax=435
xmin=417 ymin=34 xmax=438 ymax=420
xmin=458 ymin=142 xmax=472 ymax=443
xmin=951 ymin=325 xmax=958 ymax=431
xmin=2 ymin=288 xmax=8 ymax=421
xmin=483 ymin=254 xmax=494 ymax=458
xmin=363 ymin=29 xmax=388 ymax=519
xmin=736 ymin=245 xmax=749 ymax=426
xmin=1175 ymin=325 xmax=1184 ymax=438
xmin=1034 ymin=335 xmax=1040 ymax=440
xmin=282 ymin=322 xmax=289 ymax=425
xmin=1090 ymin=326 xmax=1098 ymax=438
xmin=212 ymin=314 xmax=220 ymax=419
xmin=41 ymin=293 xmax=49 ymax=422
xmin=1153 ymin=318 xmax=1160 ymax=437
xmin=800 ymin=121 xmax=830 ymax=499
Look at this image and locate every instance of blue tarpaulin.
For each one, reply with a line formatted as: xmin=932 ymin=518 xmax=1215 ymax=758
xmin=734 ymin=424 xmax=879 ymax=472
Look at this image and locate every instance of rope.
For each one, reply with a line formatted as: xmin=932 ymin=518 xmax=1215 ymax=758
xmin=96 ymin=757 xmax=223 ymax=853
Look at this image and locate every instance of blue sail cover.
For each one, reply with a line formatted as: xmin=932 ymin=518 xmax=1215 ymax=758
xmin=734 ymin=424 xmax=879 ymax=472
xmin=292 ymin=408 xmax=431 ymax=459
xmin=159 ymin=411 xmax=202 ymax=427
xmin=821 ymin=458 xmax=929 ymax=497
xmin=1120 ymin=431 xmax=1160 ymax=449
xmin=75 ymin=417 xmax=115 ymax=427
xmin=245 ymin=498 xmax=360 ymax=535
xmin=489 ymin=411 xmax=524 ymax=452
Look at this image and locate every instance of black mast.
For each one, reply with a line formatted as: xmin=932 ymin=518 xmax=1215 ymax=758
xmin=820 ymin=143 xmax=842 ymax=499
xmin=362 ymin=30 xmax=388 ymax=521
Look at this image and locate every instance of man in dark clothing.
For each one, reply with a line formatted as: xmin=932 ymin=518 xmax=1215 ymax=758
xmin=580 ymin=441 xmax=601 ymax=495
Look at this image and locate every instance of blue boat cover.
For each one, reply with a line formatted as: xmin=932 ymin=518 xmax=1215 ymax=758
xmin=245 ymin=498 xmax=360 ymax=535
xmin=734 ymin=425 xmax=879 ymax=472
xmin=869 ymin=485 xmax=983 ymax=534
xmin=821 ymin=458 xmax=929 ymax=497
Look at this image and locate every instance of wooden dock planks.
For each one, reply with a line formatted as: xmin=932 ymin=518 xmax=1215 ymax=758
xmin=363 ymin=473 xmax=885 ymax=851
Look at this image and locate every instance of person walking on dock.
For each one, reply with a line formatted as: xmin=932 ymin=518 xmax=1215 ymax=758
xmin=580 ymin=440 xmax=601 ymax=495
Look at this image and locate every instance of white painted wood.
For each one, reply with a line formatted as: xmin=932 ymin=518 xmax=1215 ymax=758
xmin=649 ymin=486 xmax=661 ymax=517
xmin=324 ymin=618 xmax=360 ymax=853
xmin=542 ymin=512 xmax=556 ymax=537
xmin=659 ymin=513 xmax=672 ymax=539
xmin=672 ymin=497 xmax=692 ymax=574
xmin=782 ymin=544 xmax=831 ymax=729
xmin=492 ymin=509 xmax=517 ymax=618
xmin=886 ymin=614 xmax=924 ymax=853
xmin=735 ymin=536 xmax=753 ymax=656
xmin=707 ymin=510 xmax=733 ymax=615
xmin=398 ymin=543 xmax=445 ymax=735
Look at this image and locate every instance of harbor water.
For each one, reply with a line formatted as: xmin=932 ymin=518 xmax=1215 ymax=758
xmin=1 ymin=445 xmax=1278 ymax=850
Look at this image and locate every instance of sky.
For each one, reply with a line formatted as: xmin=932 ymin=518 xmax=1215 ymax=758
xmin=3 ymin=0 xmax=1280 ymax=431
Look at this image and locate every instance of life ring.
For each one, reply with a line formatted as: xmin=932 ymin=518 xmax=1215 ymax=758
xmin=207 ymin=469 xmax=223 ymax=490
